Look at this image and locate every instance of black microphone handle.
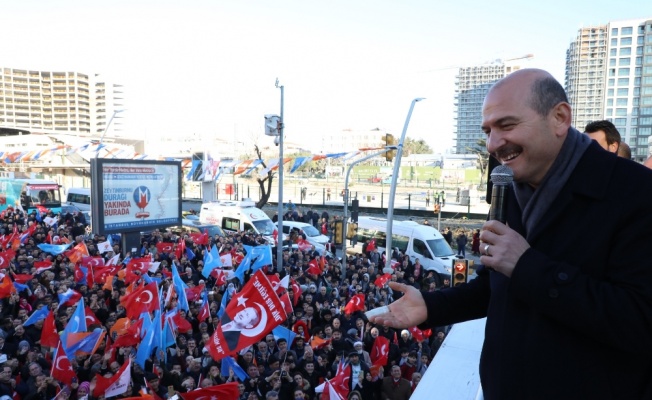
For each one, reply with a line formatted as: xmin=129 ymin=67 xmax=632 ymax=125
xmin=489 ymin=184 xmax=508 ymax=223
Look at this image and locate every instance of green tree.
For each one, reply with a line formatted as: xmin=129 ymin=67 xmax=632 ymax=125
xmin=466 ymin=138 xmax=489 ymax=185
xmin=404 ymin=137 xmax=432 ymax=155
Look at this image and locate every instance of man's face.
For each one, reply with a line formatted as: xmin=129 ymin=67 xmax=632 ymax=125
xmin=234 ymin=307 xmax=258 ymax=328
xmin=482 ymin=72 xmax=567 ymax=188
xmin=391 ymin=365 xmax=402 ymax=379
xmin=586 ymin=130 xmax=618 ymax=153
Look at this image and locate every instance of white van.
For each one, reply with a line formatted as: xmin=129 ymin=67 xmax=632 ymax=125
xmin=282 ymin=221 xmax=329 ymax=247
xmin=65 ymin=187 xmax=91 ymax=211
xmin=350 ymin=216 xmax=456 ymax=284
xmin=199 ymin=199 xmax=277 ymax=241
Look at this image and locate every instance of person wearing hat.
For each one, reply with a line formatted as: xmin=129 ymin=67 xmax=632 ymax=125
xmin=346 ymin=350 xmax=369 ymax=392
xmin=352 ymin=341 xmax=372 ymax=368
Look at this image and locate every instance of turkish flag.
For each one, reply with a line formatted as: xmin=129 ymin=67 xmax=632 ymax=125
xmin=40 ymin=311 xmax=60 ymax=348
xmin=326 ymin=361 xmax=351 ymax=400
xmin=267 ymin=275 xmax=284 ymax=295
xmin=189 ymin=231 xmax=209 ymax=246
xmin=51 ymin=341 xmax=76 ymax=386
xmin=84 ymin=307 xmax=102 ymax=327
xmin=344 ymin=294 xmax=365 ymax=315
xmin=171 ymin=312 xmax=193 ymax=334
xmin=175 ymin=237 xmax=186 ymax=260
xmin=185 ymin=284 xmax=205 ymax=302
xmin=290 ymin=279 xmax=302 ymax=307
xmin=178 ymin=382 xmax=239 ymax=400
xmin=121 ymin=282 xmax=159 ymax=318
xmin=93 ymin=357 xmax=131 ymax=397
xmin=279 ymin=291 xmax=294 ymax=316
xmin=126 ymin=257 xmax=152 ymax=275
xmin=297 ymin=239 xmax=312 ymax=252
xmin=211 ymin=269 xmax=228 ymax=286
xmin=198 ymin=299 xmax=211 ymax=323
xmin=409 ymin=326 xmax=431 ymax=343
xmin=12 ymin=273 xmax=33 ymax=284
xmin=306 ymin=259 xmax=321 ymax=276
xmin=156 ymin=242 xmax=174 ymax=254
xmin=370 ymin=335 xmax=390 ymax=366
xmin=0 ymin=250 xmax=16 ymax=269
xmin=112 ymin=318 xmax=144 ymax=349
xmin=231 ymin=249 xmax=244 ymax=266
xmin=82 ymin=256 xmax=105 ymax=269
xmin=366 ymin=239 xmax=376 ymax=253
xmin=94 ymin=264 xmax=121 ymax=283
xmin=374 ymin=273 xmax=392 ymax=288
xmin=36 ymin=204 xmax=50 ymax=214
xmin=206 ymin=270 xmax=287 ymax=361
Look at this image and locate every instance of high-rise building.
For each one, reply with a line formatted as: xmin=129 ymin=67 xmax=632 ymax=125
xmin=0 ymin=67 xmax=125 ymax=136
xmin=454 ymin=56 xmax=533 ymax=154
xmin=566 ymin=18 xmax=652 ymax=160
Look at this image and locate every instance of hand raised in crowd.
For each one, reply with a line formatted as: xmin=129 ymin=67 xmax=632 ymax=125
xmin=368 ymin=281 xmax=427 ymax=329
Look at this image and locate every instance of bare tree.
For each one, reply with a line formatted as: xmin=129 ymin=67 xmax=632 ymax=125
xmin=253 ymin=144 xmax=274 ymax=209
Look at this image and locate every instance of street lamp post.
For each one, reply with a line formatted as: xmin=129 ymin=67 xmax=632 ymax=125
xmin=96 ymin=109 xmax=125 ymax=158
xmin=384 ymin=98 xmax=424 ymax=273
xmin=276 ymin=80 xmax=285 ymax=272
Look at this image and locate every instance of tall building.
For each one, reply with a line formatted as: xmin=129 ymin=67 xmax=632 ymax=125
xmin=454 ymin=56 xmax=533 ymax=154
xmin=0 ymin=67 xmax=125 ymax=136
xmin=566 ymin=18 xmax=652 ymax=160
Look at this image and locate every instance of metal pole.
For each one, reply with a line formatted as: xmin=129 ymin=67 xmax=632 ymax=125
xmin=95 ymin=109 xmax=124 ymax=158
xmin=343 ymin=149 xmax=389 ymax=258
xmin=276 ymin=82 xmax=285 ymax=272
xmin=384 ymin=98 xmax=424 ymax=273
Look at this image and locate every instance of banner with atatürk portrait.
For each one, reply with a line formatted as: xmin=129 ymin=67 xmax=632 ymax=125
xmin=207 ymin=270 xmax=287 ymax=360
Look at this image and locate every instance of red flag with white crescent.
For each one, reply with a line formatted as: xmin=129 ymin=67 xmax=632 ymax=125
xmin=51 ymin=340 xmax=76 ymax=386
xmin=120 ymin=282 xmax=159 ymax=318
xmin=343 ymin=294 xmax=365 ymax=314
xmin=206 ymin=270 xmax=287 ymax=361
xmin=370 ymin=335 xmax=390 ymax=366
xmin=290 ymin=278 xmax=302 ymax=306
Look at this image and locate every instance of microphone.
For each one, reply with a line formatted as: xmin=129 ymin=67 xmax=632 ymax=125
xmin=489 ymin=165 xmax=513 ymax=223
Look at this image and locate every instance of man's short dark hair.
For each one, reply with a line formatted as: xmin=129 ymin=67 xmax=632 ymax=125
xmin=585 ymin=120 xmax=621 ymax=146
xmin=529 ymin=76 xmax=569 ymax=117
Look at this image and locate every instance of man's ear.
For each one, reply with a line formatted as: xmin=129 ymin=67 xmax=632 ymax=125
xmin=551 ymin=102 xmax=572 ymax=137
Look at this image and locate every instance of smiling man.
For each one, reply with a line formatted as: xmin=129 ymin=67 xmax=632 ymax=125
xmin=370 ymin=69 xmax=652 ymax=399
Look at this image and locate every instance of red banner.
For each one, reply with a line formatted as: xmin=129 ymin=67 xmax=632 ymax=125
xmin=207 ymin=270 xmax=287 ymax=360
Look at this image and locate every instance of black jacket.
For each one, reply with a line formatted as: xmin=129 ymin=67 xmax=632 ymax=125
xmin=421 ymin=143 xmax=652 ymax=399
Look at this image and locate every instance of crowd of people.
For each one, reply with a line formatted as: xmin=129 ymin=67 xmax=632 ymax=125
xmin=0 ymin=203 xmax=450 ymax=400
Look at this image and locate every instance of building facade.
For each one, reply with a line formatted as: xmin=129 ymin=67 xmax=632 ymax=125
xmin=566 ymin=18 xmax=652 ymax=160
xmin=454 ymin=57 xmax=532 ymax=154
xmin=0 ymin=67 xmax=125 ymax=136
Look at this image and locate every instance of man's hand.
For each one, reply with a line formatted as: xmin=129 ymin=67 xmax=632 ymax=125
xmin=368 ymin=282 xmax=427 ymax=328
xmin=479 ymin=220 xmax=530 ymax=277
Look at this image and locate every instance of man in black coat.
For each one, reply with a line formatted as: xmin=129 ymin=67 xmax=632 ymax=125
xmin=370 ymin=69 xmax=652 ymax=399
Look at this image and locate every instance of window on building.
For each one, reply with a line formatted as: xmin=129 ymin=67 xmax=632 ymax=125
xmin=615 ymin=118 xmax=627 ymax=125
xmin=622 ymin=27 xmax=633 ymax=35
xmin=620 ymin=47 xmax=632 ymax=56
xmin=618 ymin=68 xmax=630 ymax=76
xmin=616 ymin=98 xmax=628 ymax=106
xmin=638 ymin=36 xmax=644 ymax=45
xmin=608 ymin=78 xmax=615 ymax=87
xmin=610 ymin=48 xmax=618 ymax=56
xmin=620 ymin=58 xmax=631 ymax=66
xmin=607 ymin=99 xmax=614 ymax=106
xmin=606 ymin=108 xmax=613 ymax=115
xmin=612 ymin=27 xmax=619 ymax=36
xmin=608 ymin=89 xmax=614 ymax=96
xmin=611 ymin=38 xmax=618 ymax=46
xmin=617 ymin=79 xmax=629 ymax=87
xmin=640 ymin=117 xmax=652 ymax=125
xmin=609 ymin=58 xmax=617 ymax=67
xmin=616 ymin=108 xmax=628 ymax=116
xmin=621 ymin=37 xmax=633 ymax=46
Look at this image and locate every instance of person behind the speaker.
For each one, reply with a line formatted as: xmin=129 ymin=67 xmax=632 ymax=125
xmin=369 ymin=68 xmax=652 ymax=399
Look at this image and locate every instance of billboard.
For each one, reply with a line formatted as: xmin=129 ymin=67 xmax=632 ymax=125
xmin=90 ymin=158 xmax=182 ymax=235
